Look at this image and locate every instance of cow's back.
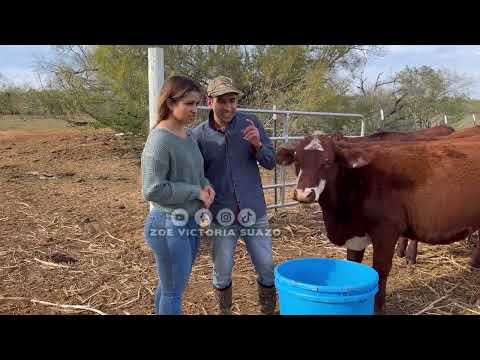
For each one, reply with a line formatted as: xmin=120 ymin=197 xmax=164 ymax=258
xmin=414 ymin=125 xmax=455 ymax=136
xmin=336 ymin=125 xmax=454 ymax=144
xmin=446 ymin=126 xmax=480 ymax=140
xmin=361 ymin=139 xmax=480 ymax=244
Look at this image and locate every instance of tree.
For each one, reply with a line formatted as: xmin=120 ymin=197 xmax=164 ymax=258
xmin=395 ymin=66 xmax=472 ymax=129
xmin=348 ymin=65 xmax=474 ymax=133
xmin=349 ymin=70 xmax=408 ymax=133
xmin=0 ymin=74 xmax=26 ymax=115
xmin=244 ymin=45 xmax=384 ymax=135
xmin=34 ymin=45 xmax=150 ymax=133
xmin=33 ymin=45 xmax=385 ymax=135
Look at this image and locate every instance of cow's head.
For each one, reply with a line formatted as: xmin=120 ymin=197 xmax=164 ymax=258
xmin=276 ymin=134 xmax=370 ymax=203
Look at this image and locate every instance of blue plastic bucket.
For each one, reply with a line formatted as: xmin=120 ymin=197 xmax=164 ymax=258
xmin=274 ymin=258 xmax=379 ymax=315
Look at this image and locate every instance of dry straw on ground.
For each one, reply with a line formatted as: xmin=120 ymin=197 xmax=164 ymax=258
xmin=1 ymin=127 xmax=480 ymax=315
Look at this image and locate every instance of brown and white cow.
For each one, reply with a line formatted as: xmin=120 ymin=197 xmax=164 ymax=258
xmin=276 ymin=133 xmax=480 ymax=313
xmin=331 ymin=125 xmax=456 ymax=265
xmin=392 ymin=126 xmax=480 ymax=263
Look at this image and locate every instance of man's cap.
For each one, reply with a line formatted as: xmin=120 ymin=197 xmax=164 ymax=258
xmin=207 ymin=76 xmax=242 ymax=97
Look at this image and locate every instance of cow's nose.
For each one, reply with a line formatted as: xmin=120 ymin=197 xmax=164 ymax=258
xmin=305 ymin=190 xmax=316 ymax=203
xmin=294 ymin=188 xmax=314 ymax=203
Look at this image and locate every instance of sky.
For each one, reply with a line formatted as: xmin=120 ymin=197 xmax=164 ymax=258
xmin=361 ymin=45 xmax=480 ymax=98
xmin=1 ymin=45 xmax=480 ymax=98
xmin=0 ymin=45 xmax=54 ymax=87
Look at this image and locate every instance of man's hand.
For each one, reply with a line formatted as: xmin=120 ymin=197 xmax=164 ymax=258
xmin=242 ymin=119 xmax=262 ymax=151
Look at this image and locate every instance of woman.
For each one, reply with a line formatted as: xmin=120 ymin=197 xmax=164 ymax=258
xmin=141 ymin=76 xmax=215 ymax=315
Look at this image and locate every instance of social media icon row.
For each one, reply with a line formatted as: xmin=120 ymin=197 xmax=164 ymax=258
xmin=170 ymin=208 xmax=256 ymax=227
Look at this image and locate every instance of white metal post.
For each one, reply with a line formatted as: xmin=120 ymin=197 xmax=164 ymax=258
xmin=273 ymin=105 xmax=278 ymax=208
xmin=473 ymin=113 xmax=477 ymax=126
xmin=148 ymin=48 xmax=164 ymax=131
xmin=148 ymin=48 xmax=164 ymax=210
xmin=280 ymin=113 xmax=290 ymax=207
xmin=444 ymin=114 xmax=448 ymax=125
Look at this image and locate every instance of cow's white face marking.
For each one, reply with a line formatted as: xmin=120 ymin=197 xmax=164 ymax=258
xmin=344 ymin=235 xmax=372 ymax=251
xmin=295 ymin=178 xmax=326 ymax=202
xmin=296 ymin=170 xmax=303 ymax=186
xmin=304 ymin=137 xmax=324 ymax=151
xmin=309 ymin=178 xmax=326 ymax=201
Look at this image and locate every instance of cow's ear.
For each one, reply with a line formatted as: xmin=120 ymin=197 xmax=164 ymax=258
xmin=276 ymin=148 xmax=295 ymax=166
xmin=335 ymin=145 xmax=370 ymax=169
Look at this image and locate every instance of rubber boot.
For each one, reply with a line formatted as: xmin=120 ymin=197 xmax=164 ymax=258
xmin=215 ymin=284 xmax=232 ymax=315
xmin=257 ymin=282 xmax=277 ymax=315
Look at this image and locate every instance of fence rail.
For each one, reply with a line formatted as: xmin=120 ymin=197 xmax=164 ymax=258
xmin=197 ymin=106 xmax=365 ymax=210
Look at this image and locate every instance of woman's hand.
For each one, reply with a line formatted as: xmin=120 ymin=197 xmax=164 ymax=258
xmin=199 ymin=186 xmax=215 ymax=208
xmin=204 ymin=185 xmax=215 ymax=203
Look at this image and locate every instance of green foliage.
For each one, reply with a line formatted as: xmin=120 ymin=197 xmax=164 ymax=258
xmin=32 ymin=45 xmax=385 ymax=136
xmin=395 ymin=66 xmax=470 ymax=129
xmin=3 ymin=46 xmax=477 ymax=138
xmin=349 ymin=65 xmax=473 ymax=133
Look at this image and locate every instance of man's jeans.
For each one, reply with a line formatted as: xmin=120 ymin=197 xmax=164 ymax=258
xmin=144 ymin=209 xmax=200 ymax=315
xmin=209 ymin=215 xmax=274 ymax=289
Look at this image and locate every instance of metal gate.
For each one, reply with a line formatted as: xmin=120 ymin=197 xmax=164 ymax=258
xmin=198 ymin=106 xmax=365 ymax=210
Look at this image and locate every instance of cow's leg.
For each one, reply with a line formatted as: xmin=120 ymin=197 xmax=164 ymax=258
xmin=370 ymin=228 xmax=398 ymax=314
xmin=405 ymin=240 xmax=418 ymax=265
xmin=469 ymin=238 xmax=480 ymax=269
xmin=395 ymin=237 xmax=407 ymax=258
xmin=347 ymin=249 xmax=365 ymax=263
xmin=467 ymin=233 xmax=474 ymax=245
xmin=467 ymin=231 xmax=478 ymax=245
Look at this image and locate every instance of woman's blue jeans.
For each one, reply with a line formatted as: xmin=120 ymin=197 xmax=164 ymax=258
xmin=144 ymin=209 xmax=200 ymax=315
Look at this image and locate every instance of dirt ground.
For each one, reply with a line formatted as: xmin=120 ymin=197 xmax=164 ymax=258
xmin=1 ymin=126 xmax=480 ymax=315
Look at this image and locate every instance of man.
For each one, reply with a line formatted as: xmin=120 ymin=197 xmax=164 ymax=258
xmin=192 ymin=76 xmax=277 ymax=315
